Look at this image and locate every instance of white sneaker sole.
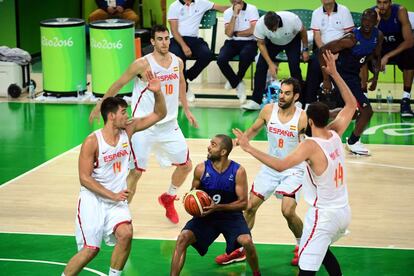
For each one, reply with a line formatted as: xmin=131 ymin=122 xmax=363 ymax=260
xmin=219 ymin=256 xmax=246 ymax=265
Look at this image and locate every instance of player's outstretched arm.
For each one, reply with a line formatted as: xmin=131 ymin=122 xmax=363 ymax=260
xmin=127 ymin=70 xmax=167 ymax=135
xmin=89 ymin=59 xmax=145 ymax=124
xmin=322 ymin=50 xmax=357 ymax=136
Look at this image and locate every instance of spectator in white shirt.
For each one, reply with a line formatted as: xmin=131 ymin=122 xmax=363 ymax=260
xmin=217 ymin=0 xmax=259 ymax=104
xmin=168 ymin=0 xmax=228 ymax=101
xmin=242 ymin=11 xmax=309 ymax=110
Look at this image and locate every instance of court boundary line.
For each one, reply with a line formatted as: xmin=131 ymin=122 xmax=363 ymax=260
xmin=0 ymin=258 xmax=105 ymax=275
xmin=1 ymin=231 xmax=413 ymax=251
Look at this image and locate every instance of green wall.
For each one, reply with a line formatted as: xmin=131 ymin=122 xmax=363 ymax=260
xmin=0 ymin=0 xmax=17 ymax=48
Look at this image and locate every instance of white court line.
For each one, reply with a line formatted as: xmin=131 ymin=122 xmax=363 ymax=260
xmin=0 ymin=258 xmax=106 ymax=275
xmin=1 ymin=230 xmax=413 ymax=251
xmin=0 ymin=145 xmax=81 ymax=189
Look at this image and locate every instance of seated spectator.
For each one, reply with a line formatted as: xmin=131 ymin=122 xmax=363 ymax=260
xmin=371 ymin=0 xmax=414 ymax=117
xmin=304 ymin=0 xmax=354 ymax=107
xmin=88 ymin=0 xmax=139 ymax=26
xmin=320 ymin=9 xmax=383 ymax=156
xmin=168 ymin=0 xmax=228 ymax=102
xmin=217 ymin=0 xmax=259 ymax=104
xmin=242 ymin=11 xmax=309 ymax=110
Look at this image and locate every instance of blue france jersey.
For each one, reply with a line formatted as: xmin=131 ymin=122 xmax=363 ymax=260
xmin=374 ymin=4 xmax=403 ymax=50
xmin=351 ymin=27 xmax=379 ymax=59
xmin=200 ymin=160 xmax=241 ymax=217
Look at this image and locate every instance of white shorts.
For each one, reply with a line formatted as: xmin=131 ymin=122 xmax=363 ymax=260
xmin=129 ymin=120 xmax=189 ymax=171
xmin=75 ymin=189 xmax=132 ymax=251
xmin=298 ymin=205 xmax=351 ymax=271
xmin=251 ymin=165 xmax=304 ymax=201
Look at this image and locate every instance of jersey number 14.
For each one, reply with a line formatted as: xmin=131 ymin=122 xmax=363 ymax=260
xmin=334 ymin=163 xmax=344 ymax=188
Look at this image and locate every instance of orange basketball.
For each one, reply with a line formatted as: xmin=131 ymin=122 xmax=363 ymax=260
xmin=183 ymin=189 xmax=212 ymax=217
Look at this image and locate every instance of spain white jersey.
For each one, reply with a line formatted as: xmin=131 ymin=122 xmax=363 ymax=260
xmin=304 ymin=130 xmax=349 ymax=209
xmin=266 ymin=104 xmax=304 ymax=171
xmin=91 ymin=129 xmax=131 ymax=195
xmin=131 ymin=53 xmax=180 ymax=124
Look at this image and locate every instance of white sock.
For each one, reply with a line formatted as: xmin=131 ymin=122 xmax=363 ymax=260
xmin=296 ymin=238 xmax=301 ymax=246
xmin=403 ymin=91 xmax=411 ymax=99
xmin=109 ymin=267 xmax=122 ymax=276
xmin=61 ymin=273 xmax=66 ymax=276
xmin=167 ymin=184 xmax=179 ymax=196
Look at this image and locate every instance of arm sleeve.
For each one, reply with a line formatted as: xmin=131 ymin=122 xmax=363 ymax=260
xmin=253 ymin=17 xmax=265 ymax=39
xmin=223 ymin=8 xmax=232 ymax=24
xmin=249 ymin=5 xmax=259 ymax=22
xmin=167 ymin=3 xmax=179 ymax=20
xmin=342 ymin=8 xmax=355 ymax=29
xmin=203 ymin=0 xmax=215 ymax=12
xmin=310 ymin=10 xmax=320 ymax=30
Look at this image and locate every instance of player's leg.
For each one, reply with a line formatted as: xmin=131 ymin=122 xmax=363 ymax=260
xmin=109 ymin=223 xmax=133 ymax=275
xmin=64 ymin=191 xmax=103 ymax=275
xmin=237 ymin=234 xmax=261 ymax=276
xmin=63 ymin=248 xmax=99 ymax=276
xmin=127 ymin=130 xmax=153 ymax=203
xmin=171 ymin=229 xmax=196 ymax=276
xmin=158 ymin=123 xmax=192 ymax=223
xmin=244 ymin=192 xmax=265 ymax=230
xmin=281 ymin=195 xmax=303 ymax=265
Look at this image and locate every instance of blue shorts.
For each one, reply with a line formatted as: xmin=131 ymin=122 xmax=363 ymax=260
xmin=183 ymin=212 xmax=250 ymax=256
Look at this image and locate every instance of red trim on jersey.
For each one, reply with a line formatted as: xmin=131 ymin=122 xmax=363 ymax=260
xmin=113 ymin=220 xmax=132 ymax=234
xmin=77 ymin=198 xmax=100 ymax=250
xmin=172 ymin=149 xmax=190 ymax=166
xmin=250 ymin=20 xmax=258 ymax=23
xmin=311 ymin=28 xmax=320 ymax=31
xmin=299 ymin=208 xmax=319 ymax=258
xmin=132 ymin=86 xmax=148 ymax=117
xmin=306 ymin=166 xmax=317 ymax=187
xmin=276 ymin=184 xmax=302 ymax=196
xmin=344 ymin=25 xmax=354 ymax=31
xmin=250 ymin=183 xmax=265 ymax=200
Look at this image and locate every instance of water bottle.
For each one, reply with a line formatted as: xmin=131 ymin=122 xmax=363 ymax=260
xmin=386 ymin=90 xmax=393 ymax=113
xmin=376 ymin=88 xmax=382 ymax=110
xmin=28 ymin=82 xmax=35 ymax=99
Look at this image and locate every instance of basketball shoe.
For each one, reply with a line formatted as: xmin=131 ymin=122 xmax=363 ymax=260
xmin=158 ymin=193 xmax=179 ymax=224
xmin=215 ymin=248 xmax=246 ymax=265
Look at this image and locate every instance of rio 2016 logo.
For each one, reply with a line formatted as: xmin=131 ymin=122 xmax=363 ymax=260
xmin=91 ymin=38 xmax=123 ymax=49
xmin=41 ymin=36 xmax=74 ymax=47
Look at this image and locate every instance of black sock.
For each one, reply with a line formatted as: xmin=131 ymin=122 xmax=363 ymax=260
xmin=322 ymin=249 xmax=342 ymax=276
xmin=348 ymin=132 xmax=359 ymax=145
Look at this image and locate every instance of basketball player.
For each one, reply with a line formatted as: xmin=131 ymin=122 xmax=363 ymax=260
xmin=320 ymin=9 xmax=383 ymax=156
xmin=89 ymin=25 xmax=198 ymax=224
xmin=170 ymin=134 xmax=261 ymax=276
xmin=63 ymin=72 xmax=166 ymax=276
xmin=233 ymin=50 xmax=357 ymax=275
xmin=216 ymin=77 xmax=307 ymax=266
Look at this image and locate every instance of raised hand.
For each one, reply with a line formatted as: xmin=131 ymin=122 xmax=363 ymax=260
xmin=232 ymin=128 xmax=250 ymax=151
xmin=145 ymin=70 xmax=161 ymax=93
xmin=321 ymin=50 xmax=339 ymax=76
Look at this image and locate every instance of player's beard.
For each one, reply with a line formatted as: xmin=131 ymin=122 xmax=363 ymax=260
xmin=279 ymin=99 xmax=293 ymax=109
xmin=305 ymin=122 xmax=312 ymax=137
xmin=207 ymin=153 xmax=220 ymax=162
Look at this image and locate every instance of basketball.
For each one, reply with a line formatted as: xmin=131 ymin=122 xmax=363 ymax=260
xmin=183 ymin=189 xmax=212 ymax=217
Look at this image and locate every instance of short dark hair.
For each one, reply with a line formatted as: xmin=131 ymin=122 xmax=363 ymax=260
xmin=306 ymin=102 xmax=330 ymax=128
xmin=281 ymin=77 xmax=301 ymax=95
xmin=362 ymin=8 xmax=378 ymax=22
xmin=100 ymin=97 xmax=128 ymax=123
xmin=151 ymin=24 xmax=169 ymax=39
xmin=215 ymin=134 xmax=233 ymax=156
xmin=264 ymin=12 xmax=280 ymax=31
